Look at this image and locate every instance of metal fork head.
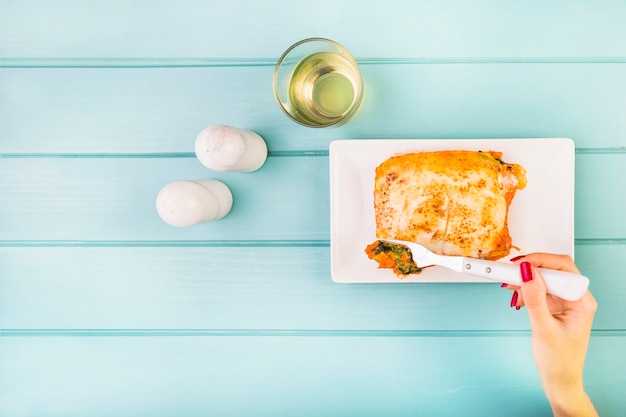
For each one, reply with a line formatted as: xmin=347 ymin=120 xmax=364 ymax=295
xmin=375 ymin=238 xmax=435 ymax=267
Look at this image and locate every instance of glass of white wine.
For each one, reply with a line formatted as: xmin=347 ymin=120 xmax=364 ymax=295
xmin=273 ymin=38 xmax=364 ymax=128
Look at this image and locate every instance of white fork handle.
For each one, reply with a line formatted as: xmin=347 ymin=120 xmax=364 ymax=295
xmin=460 ymin=258 xmax=590 ymax=301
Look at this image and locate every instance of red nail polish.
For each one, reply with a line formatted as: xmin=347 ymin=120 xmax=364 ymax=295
xmin=515 ymin=306 xmax=521 ymax=311
xmin=520 ymin=261 xmax=533 ymax=282
xmin=510 ymin=291 xmax=518 ymax=308
xmin=510 ymin=255 xmax=526 ymax=262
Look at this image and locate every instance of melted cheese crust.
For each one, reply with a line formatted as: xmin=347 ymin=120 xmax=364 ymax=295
xmin=373 ymin=150 xmax=526 ymax=260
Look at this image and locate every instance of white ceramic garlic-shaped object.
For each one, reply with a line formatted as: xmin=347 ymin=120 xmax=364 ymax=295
xmin=156 ymin=180 xmax=233 ymax=227
xmin=195 ymin=125 xmax=267 ymax=172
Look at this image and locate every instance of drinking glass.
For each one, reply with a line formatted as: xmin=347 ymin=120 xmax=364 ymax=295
xmin=273 ymin=38 xmax=364 ymax=128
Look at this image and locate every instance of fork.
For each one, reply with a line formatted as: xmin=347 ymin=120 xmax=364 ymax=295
xmin=377 ymin=238 xmax=590 ymax=301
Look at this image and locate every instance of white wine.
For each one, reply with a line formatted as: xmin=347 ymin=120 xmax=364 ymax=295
xmin=287 ymin=52 xmax=362 ymax=126
xmin=274 ymin=38 xmax=364 ymax=127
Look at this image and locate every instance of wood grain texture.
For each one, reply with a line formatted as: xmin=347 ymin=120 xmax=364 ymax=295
xmin=2 ymin=0 xmax=626 ymax=58
xmin=0 ymin=244 xmax=623 ymax=330
xmin=0 ymin=336 xmax=624 ymax=417
xmin=1 ymin=0 xmax=625 ymax=415
xmin=2 ymin=65 xmax=626 ymax=152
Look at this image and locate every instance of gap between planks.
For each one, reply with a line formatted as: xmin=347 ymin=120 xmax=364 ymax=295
xmin=3 ymin=57 xmax=626 ymax=68
xmin=0 ymin=148 xmax=624 ymax=159
xmin=0 ymin=329 xmax=623 ymax=337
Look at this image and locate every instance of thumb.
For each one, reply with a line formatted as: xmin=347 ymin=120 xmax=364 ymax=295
xmin=519 ymin=261 xmax=553 ymax=330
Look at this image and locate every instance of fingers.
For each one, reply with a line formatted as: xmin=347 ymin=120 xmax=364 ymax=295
xmin=502 ymin=255 xmax=554 ymax=323
xmin=504 ymin=252 xmax=579 ymax=311
xmin=515 ymin=253 xmax=580 ymax=274
xmin=518 ymin=262 xmax=555 ymax=331
xmin=500 ymin=252 xmax=597 ymax=349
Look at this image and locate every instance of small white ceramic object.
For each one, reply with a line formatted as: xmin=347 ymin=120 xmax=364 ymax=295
xmin=156 ymin=180 xmax=233 ymax=227
xmin=195 ymin=125 xmax=268 ymax=172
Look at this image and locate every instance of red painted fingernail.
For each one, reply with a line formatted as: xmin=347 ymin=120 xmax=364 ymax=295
xmin=500 ymin=283 xmax=508 ymax=288
xmin=510 ymin=255 xmax=526 ymax=262
xmin=515 ymin=306 xmax=521 ymax=311
xmin=510 ymin=291 xmax=518 ymax=308
xmin=520 ymin=261 xmax=534 ymax=282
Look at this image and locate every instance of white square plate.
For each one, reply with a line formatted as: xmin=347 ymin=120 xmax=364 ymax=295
xmin=329 ymin=138 xmax=575 ymax=283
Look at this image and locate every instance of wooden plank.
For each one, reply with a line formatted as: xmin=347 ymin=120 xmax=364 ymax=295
xmin=0 ymin=156 xmax=329 ymax=241
xmin=0 ymin=335 xmax=622 ymax=416
xmin=2 ymin=0 xmax=626 ymax=59
xmin=576 ymin=154 xmax=626 ymax=239
xmin=0 ymin=244 xmax=622 ymax=330
xmin=575 ymin=243 xmax=626 ymax=324
xmin=1 ymin=64 xmax=626 ymax=153
xmin=0 ymin=154 xmax=623 ymax=241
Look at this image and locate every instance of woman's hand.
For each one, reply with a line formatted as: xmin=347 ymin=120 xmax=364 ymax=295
xmin=503 ymin=253 xmax=599 ymax=417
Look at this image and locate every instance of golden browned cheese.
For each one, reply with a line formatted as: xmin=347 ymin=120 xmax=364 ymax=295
xmin=369 ymin=150 xmax=526 ymax=272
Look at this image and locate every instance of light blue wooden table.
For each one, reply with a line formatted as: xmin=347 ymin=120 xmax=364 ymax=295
xmin=1 ymin=1 xmax=625 ymax=415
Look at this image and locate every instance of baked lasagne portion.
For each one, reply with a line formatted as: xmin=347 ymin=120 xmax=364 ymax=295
xmin=365 ymin=150 xmax=527 ymax=277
